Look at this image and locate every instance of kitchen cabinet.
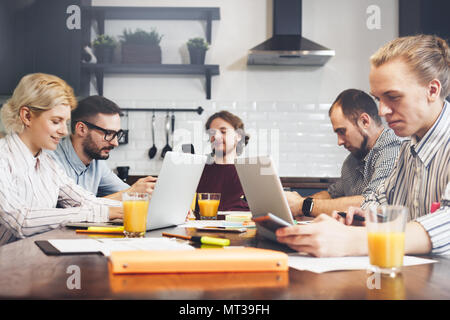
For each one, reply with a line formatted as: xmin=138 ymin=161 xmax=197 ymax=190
xmin=81 ymin=6 xmax=221 ymax=99
xmin=0 ymin=0 xmax=85 ymax=95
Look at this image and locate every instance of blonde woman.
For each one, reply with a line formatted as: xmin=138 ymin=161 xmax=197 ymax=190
xmin=0 ymin=73 xmax=121 ymax=246
xmin=276 ymin=34 xmax=449 ymax=257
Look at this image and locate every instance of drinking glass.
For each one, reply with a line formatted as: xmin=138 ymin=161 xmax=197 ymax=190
xmin=122 ymin=192 xmax=149 ymax=238
xmin=366 ymin=205 xmax=408 ymax=276
xmin=198 ymin=193 xmax=221 ymax=220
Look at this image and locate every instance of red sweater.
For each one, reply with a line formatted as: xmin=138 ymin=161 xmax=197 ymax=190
xmin=196 ymin=163 xmax=250 ymax=212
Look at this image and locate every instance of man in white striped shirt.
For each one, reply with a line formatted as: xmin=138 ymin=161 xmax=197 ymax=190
xmin=0 ymin=73 xmax=122 ymax=246
xmin=276 ymin=35 xmax=450 ymax=257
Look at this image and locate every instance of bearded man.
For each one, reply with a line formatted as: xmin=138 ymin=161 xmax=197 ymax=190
xmin=285 ymin=89 xmax=402 ymax=217
xmin=50 ymin=95 xmax=155 ymax=200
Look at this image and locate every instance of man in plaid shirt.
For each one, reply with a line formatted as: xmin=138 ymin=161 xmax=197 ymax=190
xmin=286 ymin=89 xmax=402 ymax=218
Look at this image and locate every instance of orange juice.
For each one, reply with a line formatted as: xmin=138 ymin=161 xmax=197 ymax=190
xmin=368 ymin=232 xmax=405 ymax=268
xmin=123 ymin=200 xmax=149 ymax=233
xmin=198 ymin=199 xmax=220 ymax=218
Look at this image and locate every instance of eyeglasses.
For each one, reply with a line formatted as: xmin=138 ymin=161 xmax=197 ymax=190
xmin=79 ymin=121 xmax=124 ymax=142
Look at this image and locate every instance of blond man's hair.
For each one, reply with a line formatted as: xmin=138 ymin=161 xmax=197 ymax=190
xmin=370 ymin=34 xmax=450 ymax=99
xmin=1 ymin=73 xmax=77 ymax=134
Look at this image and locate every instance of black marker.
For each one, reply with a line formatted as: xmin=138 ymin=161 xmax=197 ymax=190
xmin=337 ymin=211 xmax=366 ymax=222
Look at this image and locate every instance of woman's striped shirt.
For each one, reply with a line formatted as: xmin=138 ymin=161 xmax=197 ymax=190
xmin=0 ymin=133 xmax=119 ymax=246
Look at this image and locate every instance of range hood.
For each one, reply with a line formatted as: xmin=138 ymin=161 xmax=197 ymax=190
xmin=248 ymin=0 xmax=335 ymax=66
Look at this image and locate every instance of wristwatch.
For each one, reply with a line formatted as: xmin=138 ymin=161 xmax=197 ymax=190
xmin=302 ymin=197 xmax=314 ymax=217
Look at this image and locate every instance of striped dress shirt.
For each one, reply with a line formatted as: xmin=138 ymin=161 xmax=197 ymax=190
xmin=362 ymin=100 xmax=450 ymax=255
xmin=0 ymin=133 xmax=119 ymax=246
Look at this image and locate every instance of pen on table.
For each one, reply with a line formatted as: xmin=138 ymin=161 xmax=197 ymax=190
xmin=196 ymin=226 xmax=247 ymax=233
xmin=76 ymin=226 xmax=124 ymax=234
xmin=162 ymin=232 xmax=230 ymax=246
xmin=337 ymin=211 xmax=366 ymax=222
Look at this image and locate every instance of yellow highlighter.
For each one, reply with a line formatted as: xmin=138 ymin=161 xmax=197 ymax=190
xmin=76 ymin=226 xmax=124 ymax=234
xmin=198 ymin=236 xmax=230 ymax=246
xmin=162 ymin=232 xmax=230 ymax=246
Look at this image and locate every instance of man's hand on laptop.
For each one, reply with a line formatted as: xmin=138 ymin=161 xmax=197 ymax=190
xmin=128 ymin=176 xmax=157 ymax=196
xmin=284 ymin=191 xmax=304 ymax=217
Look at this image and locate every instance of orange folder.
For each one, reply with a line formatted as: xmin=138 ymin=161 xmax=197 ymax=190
xmin=108 ymin=270 xmax=289 ymax=294
xmin=109 ymin=247 xmax=288 ymax=274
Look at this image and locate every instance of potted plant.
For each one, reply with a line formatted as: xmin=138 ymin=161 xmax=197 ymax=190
xmin=120 ymin=28 xmax=163 ymax=64
xmin=186 ymin=37 xmax=209 ymax=65
xmin=92 ymin=34 xmax=117 ymax=64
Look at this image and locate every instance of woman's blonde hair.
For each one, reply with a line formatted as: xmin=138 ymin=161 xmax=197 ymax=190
xmin=1 ymin=73 xmax=77 ymax=134
xmin=370 ymin=34 xmax=450 ymax=99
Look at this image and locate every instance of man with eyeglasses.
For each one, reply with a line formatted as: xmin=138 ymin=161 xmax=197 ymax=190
xmin=49 ymin=95 xmax=156 ymax=200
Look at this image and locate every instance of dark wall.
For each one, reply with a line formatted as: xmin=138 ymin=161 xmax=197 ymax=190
xmin=31 ymin=0 xmax=82 ymax=93
xmin=0 ymin=2 xmax=26 ymax=95
xmin=0 ymin=0 xmax=88 ymax=95
xmin=400 ymin=0 xmax=450 ymax=40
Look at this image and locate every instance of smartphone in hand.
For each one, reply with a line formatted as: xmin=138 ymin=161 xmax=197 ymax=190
xmin=252 ymin=213 xmax=292 ymax=232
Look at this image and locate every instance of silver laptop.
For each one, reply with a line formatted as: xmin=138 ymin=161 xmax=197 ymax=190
xmin=234 ymin=156 xmax=294 ymax=240
xmin=146 ymin=151 xmax=206 ymax=230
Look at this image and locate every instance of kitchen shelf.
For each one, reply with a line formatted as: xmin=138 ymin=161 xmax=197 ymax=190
xmin=82 ymin=63 xmax=219 ymax=99
xmin=80 ymin=5 xmax=221 ymax=99
xmin=87 ymin=6 xmax=221 ymax=43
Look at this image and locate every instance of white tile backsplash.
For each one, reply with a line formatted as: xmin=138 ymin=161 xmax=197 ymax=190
xmin=90 ymin=0 xmax=398 ymax=178
xmin=107 ymin=100 xmax=349 ymax=177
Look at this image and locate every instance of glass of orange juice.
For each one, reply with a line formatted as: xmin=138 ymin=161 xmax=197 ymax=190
xmin=198 ymin=193 xmax=221 ymax=220
xmin=366 ymin=205 xmax=408 ymax=276
xmin=122 ymin=192 xmax=149 ymax=238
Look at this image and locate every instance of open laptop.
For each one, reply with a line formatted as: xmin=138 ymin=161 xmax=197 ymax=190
xmin=66 ymin=151 xmax=206 ymax=230
xmin=146 ymin=151 xmax=206 ymax=230
xmin=234 ymin=156 xmax=295 ymax=241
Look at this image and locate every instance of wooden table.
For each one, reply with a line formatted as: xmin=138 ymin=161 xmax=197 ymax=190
xmin=0 ymin=225 xmax=449 ymax=301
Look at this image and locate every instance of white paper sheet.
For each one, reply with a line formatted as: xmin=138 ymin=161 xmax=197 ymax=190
xmin=48 ymin=238 xmax=194 ymax=256
xmin=287 ymin=254 xmax=437 ymax=273
xmin=48 ymin=239 xmax=103 ymax=253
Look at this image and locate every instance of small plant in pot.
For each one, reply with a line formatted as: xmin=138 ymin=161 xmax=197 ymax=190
xmin=120 ymin=28 xmax=163 ymax=64
xmin=92 ymin=34 xmax=117 ymax=64
xmin=186 ymin=37 xmax=209 ymax=65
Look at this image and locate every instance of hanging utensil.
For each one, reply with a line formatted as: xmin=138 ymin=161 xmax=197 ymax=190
xmin=161 ymin=112 xmax=172 ymax=158
xmin=148 ymin=112 xmax=157 ymax=159
xmin=119 ymin=111 xmax=129 ymax=145
xmin=171 ymin=112 xmax=175 ymax=151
